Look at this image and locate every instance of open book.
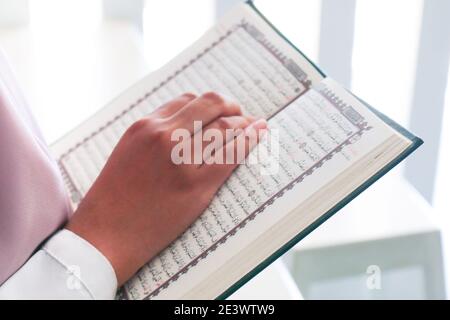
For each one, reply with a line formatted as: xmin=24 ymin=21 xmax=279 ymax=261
xmin=51 ymin=1 xmax=422 ymax=299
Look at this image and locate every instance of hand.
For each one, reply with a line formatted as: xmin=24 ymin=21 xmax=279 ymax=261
xmin=66 ymin=92 xmax=267 ymax=285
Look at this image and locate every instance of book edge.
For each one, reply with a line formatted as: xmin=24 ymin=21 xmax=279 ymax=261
xmin=217 ymin=133 xmax=422 ymax=300
xmin=216 ymin=1 xmax=423 ymax=300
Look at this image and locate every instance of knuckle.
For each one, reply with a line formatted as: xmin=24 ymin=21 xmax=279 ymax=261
xmin=126 ymin=118 xmax=153 ymax=136
xmin=242 ymin=117 xmax=251 ymax=127
xmin=181 ymin=92 xmax=197 ymax=100
xmin=127 ymin=118 xmax=170 ymax=146
xmin=148 ymin=126 xmax=171 ymax=147
xmin=227 ymin=102 xmax=242 ymax=115
xmin=216 ymin=117 xmax=231 ymax=130
xmin=149 ymin=127 xmax=167 ymax=141
xmin=201 ymin=91 xmax=224 ymax=104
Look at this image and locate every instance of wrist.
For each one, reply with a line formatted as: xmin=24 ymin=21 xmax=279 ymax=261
xmin=65 ymin=207 xmax=131 ymax=286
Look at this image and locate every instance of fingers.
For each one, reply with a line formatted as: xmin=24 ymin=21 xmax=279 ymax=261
xmin=152 ymin=93 xmax=197 ymax=118
xmin=201 ymin=119 xmax=268 ymax=180
xmin=170 ymin=92 xmax=243 ymax=134
xmin=192 ymin=115 xmax=254 ymax=166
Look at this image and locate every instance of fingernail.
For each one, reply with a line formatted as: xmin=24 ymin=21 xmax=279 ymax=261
xmin=218 ymin=92 xmax=237 ymax=104
xmin=246 ymin=115 xmax=256 ymax=122
xmin=258 ymin=127 xmax=268 ymax=140
xmin=252 ymin=118 xmax=268 ymax=129
xmin=245 ymin=118 xmax=267 ymax=135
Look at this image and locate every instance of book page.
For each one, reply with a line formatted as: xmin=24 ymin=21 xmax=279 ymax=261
xmin=122 ymin=78 xmax=399 ymax=299
xmin=55 ymin=3 xmax=323 ymax=203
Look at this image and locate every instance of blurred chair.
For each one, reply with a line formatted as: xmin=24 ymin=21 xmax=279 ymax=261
xmin=288 ymin=175 xmax=446 ymax=299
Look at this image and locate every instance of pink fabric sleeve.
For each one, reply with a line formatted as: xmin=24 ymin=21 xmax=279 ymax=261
xmin=0 ymin=50 xmax=72 ymax=284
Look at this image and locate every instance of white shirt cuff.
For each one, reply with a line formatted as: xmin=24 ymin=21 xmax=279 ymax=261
xmin=0 ymin=229 xmax=118 ymax=299
xmin=42 ymin=229 xmax=118 ymax=299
